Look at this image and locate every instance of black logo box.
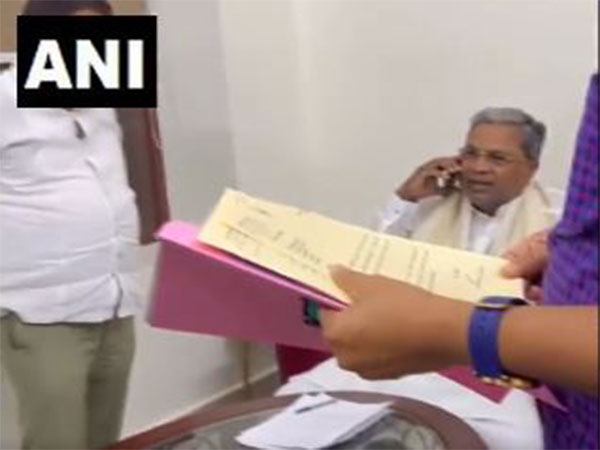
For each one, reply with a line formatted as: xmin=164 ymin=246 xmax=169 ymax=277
xmin=17 ymin=15 xmax=157 ymax=108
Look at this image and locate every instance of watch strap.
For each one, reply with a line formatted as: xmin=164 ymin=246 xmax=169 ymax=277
xmin=468 ymin=296 xmax=537 ymax=388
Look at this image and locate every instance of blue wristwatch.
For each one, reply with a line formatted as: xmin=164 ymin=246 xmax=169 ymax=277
xmin=468 ymin=296 xmax=538 ymax=389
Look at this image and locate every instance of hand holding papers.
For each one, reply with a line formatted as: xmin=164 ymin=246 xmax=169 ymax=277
xmin=151 ymin=191 xmax=548 ymax=405
xmin=199 ymin=189 xmax=522 ymax=304
xmin=236 ymin=393 xmax=392 ymax=449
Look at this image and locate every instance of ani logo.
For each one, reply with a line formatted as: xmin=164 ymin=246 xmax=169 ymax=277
xmin=17 ymin=15 xmax=156 ymax=107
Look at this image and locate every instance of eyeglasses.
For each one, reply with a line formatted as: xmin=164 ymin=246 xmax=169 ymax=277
xmin=459 ymin=146 xmax=528 ymax=168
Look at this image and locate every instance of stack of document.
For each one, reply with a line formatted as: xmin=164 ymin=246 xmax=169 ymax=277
xmin=199 ymin=189 xmax=522 ymax=304
xmin=236 ymin=393 xmax=392 ymax=449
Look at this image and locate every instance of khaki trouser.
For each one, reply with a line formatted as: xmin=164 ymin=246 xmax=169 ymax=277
xmin=0 ymin=315 xmax=135 ymax=449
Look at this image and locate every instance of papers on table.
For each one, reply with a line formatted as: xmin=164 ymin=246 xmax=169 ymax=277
xmin=236 ymin=393 xmax=392 ymax=449
xmin=199 ymin=189 xmax=522 ymax=304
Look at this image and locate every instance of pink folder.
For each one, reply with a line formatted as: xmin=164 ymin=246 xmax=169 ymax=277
xmin=149 ymin=220 xmax=344 ymax=351
xmin=149 ymin=220 xmax=564 ymax=410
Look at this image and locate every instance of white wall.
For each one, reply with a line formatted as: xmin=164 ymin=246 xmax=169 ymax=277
xmin=221 ymin=0 xmax=597 ymax=225
xmin=218 ymin=0 xmax=316 ymax=210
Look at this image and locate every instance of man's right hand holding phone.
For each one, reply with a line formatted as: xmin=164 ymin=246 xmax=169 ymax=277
xmin=396 ymin=156 xmax=463 ymax=202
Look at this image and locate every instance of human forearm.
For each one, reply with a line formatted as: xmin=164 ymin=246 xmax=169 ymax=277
xmin=439 ymin=301 xmax=598 ymax=395
xmin=325 ymin=267 xmax=598 ymax=395
xmin=498 ymin=305 xmax=598 ymax=395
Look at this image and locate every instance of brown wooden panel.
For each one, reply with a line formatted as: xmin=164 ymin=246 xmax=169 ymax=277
xmin=0 ymin=0 xmax=147 ymax=53
xmin=0 ymin=0 xmax=24 ymax=52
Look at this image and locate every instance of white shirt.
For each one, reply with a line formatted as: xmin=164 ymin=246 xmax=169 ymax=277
xmin=0 ymin=67 xmax=141 ymax=323
xmin=376 ymin=195 xmax=502 ymax=253
xmin=376 ymin=192 xmax=563 ymax=254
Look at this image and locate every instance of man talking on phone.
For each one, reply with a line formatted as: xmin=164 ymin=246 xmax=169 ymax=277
xmin=378 ymin=107 xmax=558 ymax=255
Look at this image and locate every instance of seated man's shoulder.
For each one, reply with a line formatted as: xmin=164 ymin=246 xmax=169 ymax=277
xmin=535 ymin=182 xmax=565 ymax=220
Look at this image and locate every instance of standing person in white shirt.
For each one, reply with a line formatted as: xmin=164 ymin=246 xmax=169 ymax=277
xmin=0 ymin=2 xmax=168 ymax=448
xmin=377 ymin=107 xmax=558 ymax=254
xmin=278 ymin=108 xmax=560 ymax=449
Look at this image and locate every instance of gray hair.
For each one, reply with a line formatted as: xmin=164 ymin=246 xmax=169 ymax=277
xmin=469 ymin=107 xmax=546 ymax=161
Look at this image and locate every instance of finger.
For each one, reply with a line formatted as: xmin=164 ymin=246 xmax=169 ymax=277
xmin=500 ymin=255 xmax=542 ymax=279
xmin=440 ymin=168 xmax=453 ymax=180
xmin=440 ymin=161 xmax=463 ymax=177
xmin=335 ymin=354 xmax=384 ymax=379
xmin=423 ymin=157 xmax=454 ymax=172
xmin=355 ymin=364 xmax=403 ymax=380
xmin=502 ymin=244 xmax=545 ymax=279
xmin=501 ymin=231 xmax=549 ymax=260
xmin=329 ymin=265 xmax=373 ymax=301
xmin=422 ymin=166 xmax=446 ymax=179
xmin=500 ymin=243 xmax=524 ymax=263
xmin=500 ymin=240 xmax=538 ymax=278
xmin=449 ymin=163 xmax=463 ymax=174
xmin=359 ymin=369 xmax=394 ymax=381
xmin=502 ymin=259 xmax=544 ymax=280
xmin=318 ymin=307 xmax=337 ymax=329
xmin=525 ymin=285 xmax=544 ymax=302
xmin=500 ymin=260 xmax=522 ymax=279
xmin=434 ymin=161 xmax=455 ymax=173
xmin=447 ymin=157 xmax=462 ymax=171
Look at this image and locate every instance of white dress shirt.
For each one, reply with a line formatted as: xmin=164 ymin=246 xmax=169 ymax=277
xmin=0 ymin=67 xmax=141 ymax=323
xmin=376 ymin=193 xmax=562 ymax=254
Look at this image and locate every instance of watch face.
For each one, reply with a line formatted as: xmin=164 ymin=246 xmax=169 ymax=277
xmin=479 ymin=296 xmax=527 ymax=309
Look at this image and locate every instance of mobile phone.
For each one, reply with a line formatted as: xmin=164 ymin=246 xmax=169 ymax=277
xmin=436 ymin=172 xmax=461 ymax=190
